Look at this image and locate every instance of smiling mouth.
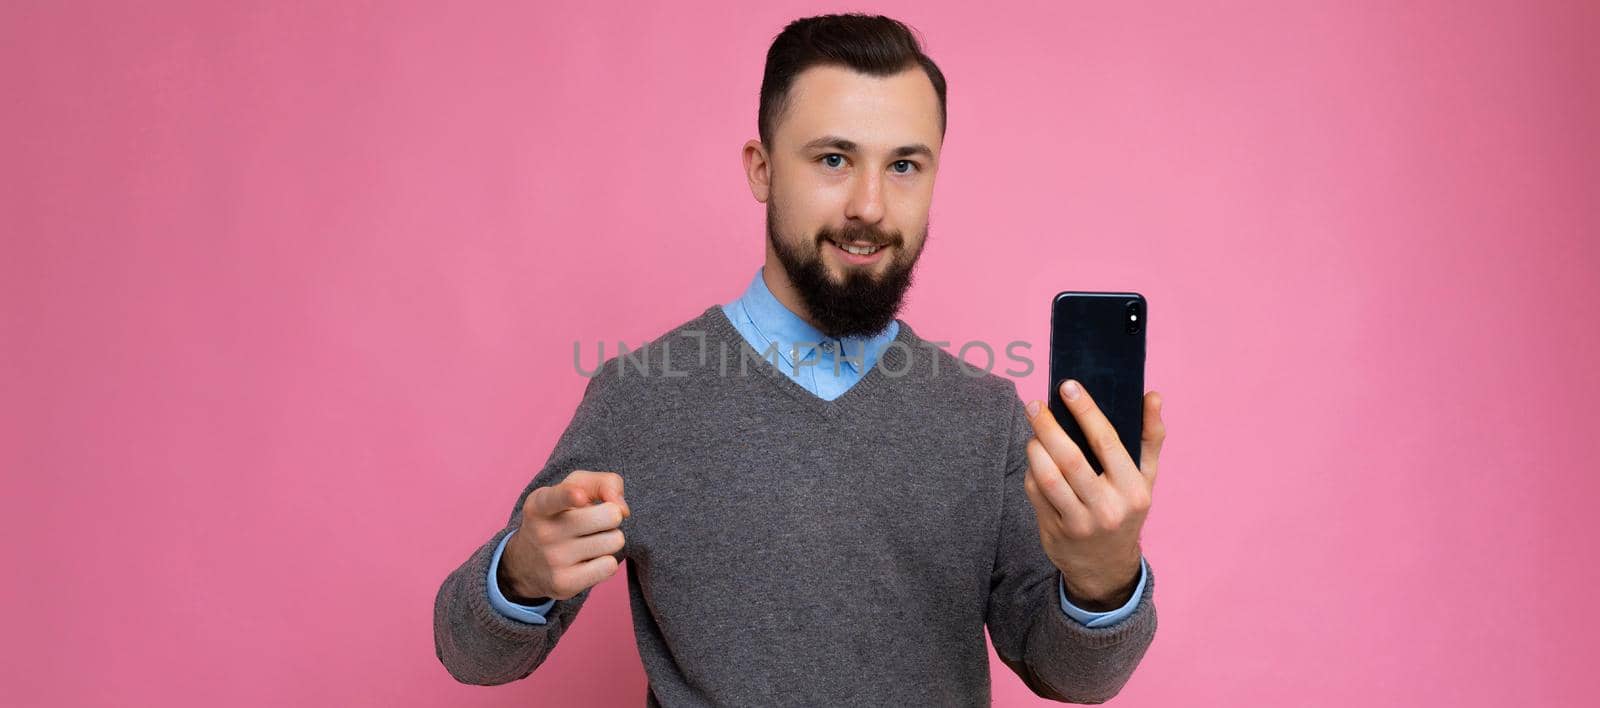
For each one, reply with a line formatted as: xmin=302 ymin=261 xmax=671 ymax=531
xmin=826 ymin=239 xmax=887 ymax=256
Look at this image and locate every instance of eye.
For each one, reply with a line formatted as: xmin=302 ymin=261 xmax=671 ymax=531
xmin=821 ymin=154 xmax=846 ymax=169
xmin=891 ymin=160 xmax=918 ymax=174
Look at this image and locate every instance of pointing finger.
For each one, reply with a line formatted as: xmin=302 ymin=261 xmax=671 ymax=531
xmin=575 ymin=470 xmax=629 ymax=518
xmin=599 ymin=474 xmax=631 ymax=518
xmin=531 ymin=483 xmax=589 ymax=517
xmin=562 ymin=470 xmax=631 ymax=518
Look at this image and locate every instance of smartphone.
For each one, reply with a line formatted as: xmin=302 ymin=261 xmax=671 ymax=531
xmin=1047 ymin=291 xmax=1147 ymax=475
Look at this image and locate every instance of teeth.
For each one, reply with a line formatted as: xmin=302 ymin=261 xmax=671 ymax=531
xmin=839 ymin=242 xmax=880 ymax=256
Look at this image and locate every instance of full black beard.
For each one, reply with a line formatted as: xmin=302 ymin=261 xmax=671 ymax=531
xmin=766 ymin=199 xmax=924 ymax=339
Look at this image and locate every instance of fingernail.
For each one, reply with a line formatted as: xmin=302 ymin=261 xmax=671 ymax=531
xmin=1062 ymin=380 xmax=1082 ymax=401
xmin=1025 ymin=400 xmax=1041 ymax=418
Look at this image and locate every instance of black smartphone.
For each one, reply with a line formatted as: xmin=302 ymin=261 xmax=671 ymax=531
xmin=1047 ymin=291 xmax=1147 ymax=475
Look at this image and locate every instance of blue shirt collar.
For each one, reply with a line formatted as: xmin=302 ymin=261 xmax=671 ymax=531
xmin=731 ymin=266 xmax=900 ymax=372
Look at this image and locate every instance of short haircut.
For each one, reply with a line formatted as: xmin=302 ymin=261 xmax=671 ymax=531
xmin=758 ymin=13 xmax=948 ymax=148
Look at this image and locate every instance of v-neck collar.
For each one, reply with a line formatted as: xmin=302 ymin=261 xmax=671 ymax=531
xmin=700 ymin=304 xmax=918 ymax=418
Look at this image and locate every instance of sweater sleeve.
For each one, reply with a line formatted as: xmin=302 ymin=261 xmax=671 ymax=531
xmin=984 ymin=394 xmax=1158 ymax=703
xmin=432 ymin=364 xmax=618 ymax=685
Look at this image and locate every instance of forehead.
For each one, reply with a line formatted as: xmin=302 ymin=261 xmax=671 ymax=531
xmin=777 ymin=64 xmax=942 ymax=152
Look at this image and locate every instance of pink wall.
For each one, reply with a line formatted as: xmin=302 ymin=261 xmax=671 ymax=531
xmin=4 ymin=1 xmax=1596 ymax=705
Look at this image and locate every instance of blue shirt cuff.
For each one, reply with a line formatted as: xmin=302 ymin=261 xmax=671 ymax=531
xmin=486 ymin=529 xmax=556 ymax=624
xmin=1059 ymin=555 xmax=1148 ymax=628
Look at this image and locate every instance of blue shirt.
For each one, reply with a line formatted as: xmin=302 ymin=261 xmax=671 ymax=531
xmin=487 ymin=267 xmax=1148 ymax=628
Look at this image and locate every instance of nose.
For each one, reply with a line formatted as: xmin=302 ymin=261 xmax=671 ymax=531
xmin=844 ymin=168 xmax=885 ymax=225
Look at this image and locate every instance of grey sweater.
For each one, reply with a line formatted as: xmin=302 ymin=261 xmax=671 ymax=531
xmin=433 ymin=305 xmax=1157 ymax=705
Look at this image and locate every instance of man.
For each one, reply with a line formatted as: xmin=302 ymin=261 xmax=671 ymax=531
xmin=434 ymin=13 xmax=1166 ymax=706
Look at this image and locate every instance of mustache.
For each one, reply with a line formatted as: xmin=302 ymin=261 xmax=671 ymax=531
xmin=816 ymin=223 xmax=901 ymax=248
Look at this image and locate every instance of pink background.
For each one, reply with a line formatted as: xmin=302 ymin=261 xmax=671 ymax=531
xmin=4 ymin=1 xmax=1597 ymax=705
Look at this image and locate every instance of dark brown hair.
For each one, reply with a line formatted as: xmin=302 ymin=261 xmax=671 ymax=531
xmin=758 ymin=13 xmax=948 ymax=148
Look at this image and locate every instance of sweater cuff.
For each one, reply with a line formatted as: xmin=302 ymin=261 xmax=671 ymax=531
xmin=486 ymin=529 xmax=556 ymax=624
xmin=1058 ymin=555 xmax=1148 ymax=628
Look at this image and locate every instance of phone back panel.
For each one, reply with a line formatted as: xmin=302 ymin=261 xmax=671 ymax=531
xmin=1048 ymin=292 xmax=1147 ymax=474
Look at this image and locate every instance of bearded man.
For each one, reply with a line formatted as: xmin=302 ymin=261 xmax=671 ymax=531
xmin=434 ymin=13 xmax=1167 ymax=706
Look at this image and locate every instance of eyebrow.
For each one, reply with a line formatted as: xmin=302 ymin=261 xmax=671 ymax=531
xmin=801 ymin=135 xmax=933 ymax=160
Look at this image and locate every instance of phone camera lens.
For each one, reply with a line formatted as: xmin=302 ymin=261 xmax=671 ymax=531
xmin=1125 ymin=301 xmax=1143 ymax=335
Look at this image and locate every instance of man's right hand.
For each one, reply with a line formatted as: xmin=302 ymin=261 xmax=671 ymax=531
xmin=498 ymin=470 xmax=631 ymax=602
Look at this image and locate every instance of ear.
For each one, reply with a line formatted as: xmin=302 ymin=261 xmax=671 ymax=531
xmin=741 ymin=139 xmax=771 ymax=203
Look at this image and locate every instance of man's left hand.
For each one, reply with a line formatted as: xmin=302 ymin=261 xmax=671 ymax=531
xmin=1022 ymin=380 xmax=1166 ymax=611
